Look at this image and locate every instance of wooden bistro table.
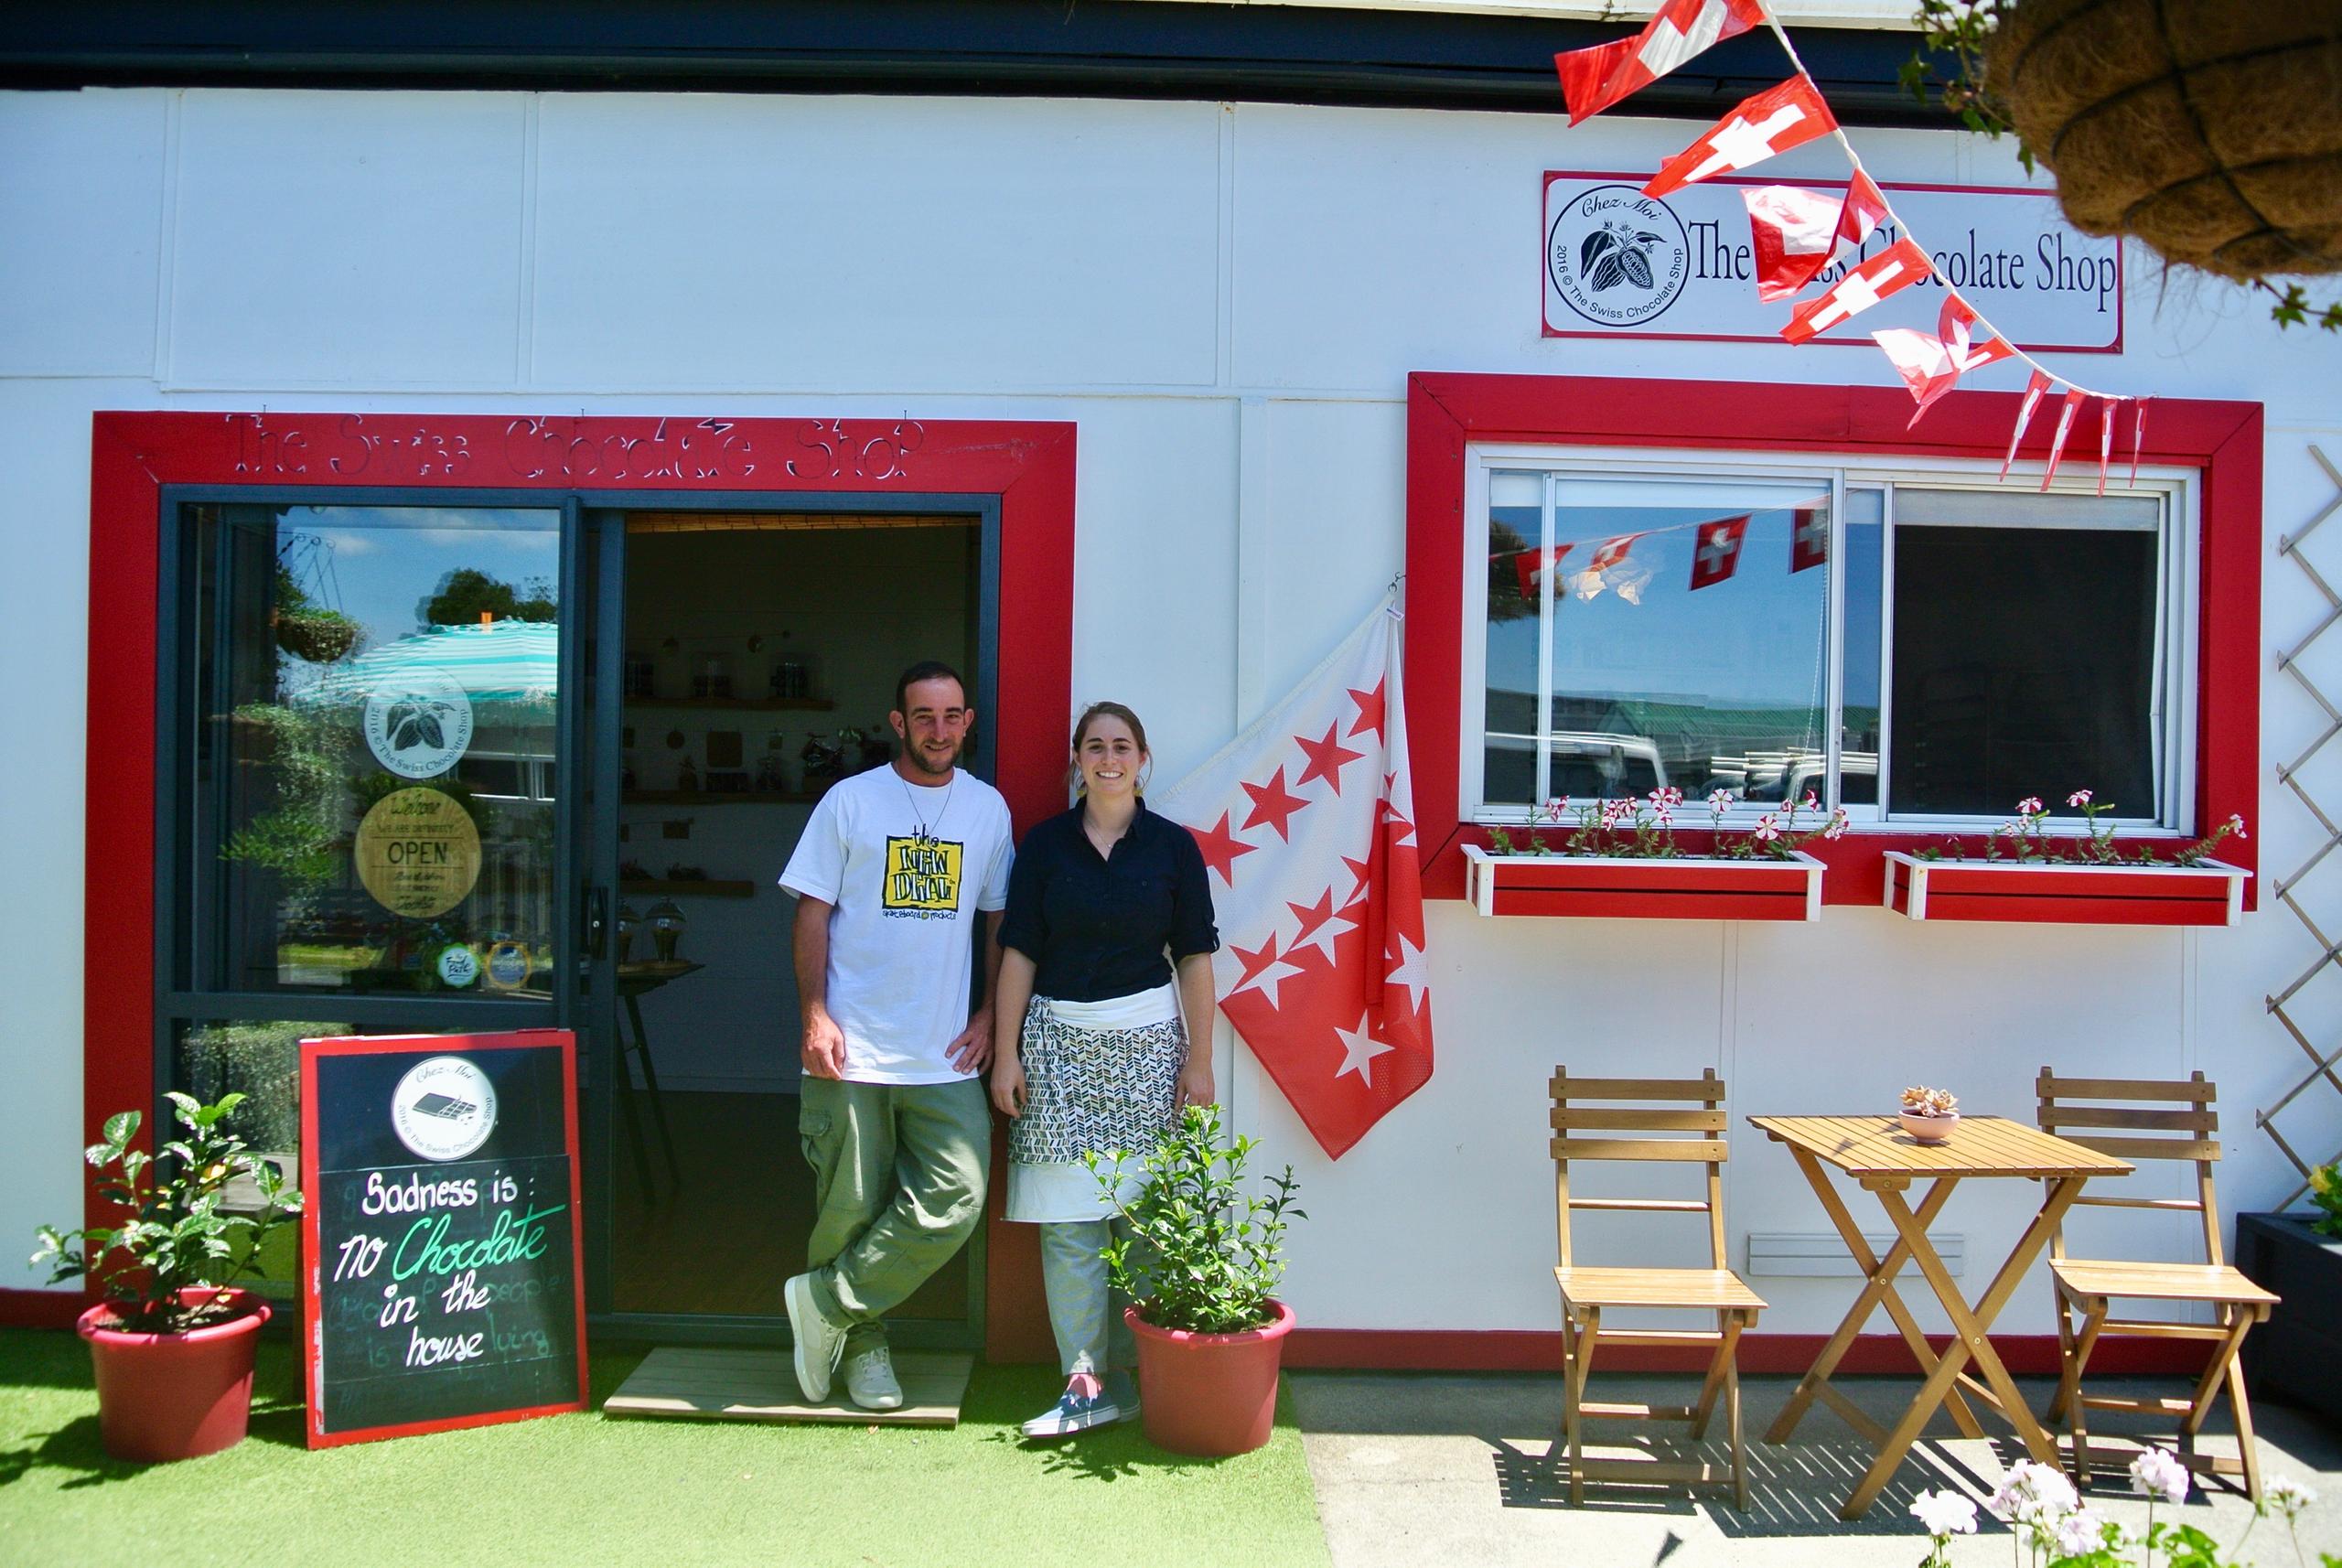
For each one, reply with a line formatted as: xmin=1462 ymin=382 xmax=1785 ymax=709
xmin=1746 ymin=1115 xmax=2135 ymax=1520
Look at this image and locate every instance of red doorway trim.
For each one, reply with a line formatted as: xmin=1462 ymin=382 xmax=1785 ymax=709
xmin=1403 ymin=373 xmax=2261 ymax=908
xmin=85 ymin=412 xmax=1074 ymax=1363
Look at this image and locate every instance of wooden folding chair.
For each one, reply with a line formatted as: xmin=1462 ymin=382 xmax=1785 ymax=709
xmin=2036 ymin=1068 xmax=2280 ymax=1501
xmin=1552 ymin=1066 xmax=1765 ymax=1509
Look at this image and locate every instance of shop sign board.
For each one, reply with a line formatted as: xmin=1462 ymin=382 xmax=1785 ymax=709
xmin=300 ymin=1028 xmax=586 ymax=1447
xmin=1542 ymin=172 xmax=2123 ymax=352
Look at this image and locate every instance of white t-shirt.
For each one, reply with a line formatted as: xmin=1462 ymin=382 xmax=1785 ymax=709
xmin=779 ymin=765 xmax=1014 ymax=1084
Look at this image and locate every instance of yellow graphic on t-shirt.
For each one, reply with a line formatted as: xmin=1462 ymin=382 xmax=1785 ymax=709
xmin=885 ymin=837 xmax=964 ymax=913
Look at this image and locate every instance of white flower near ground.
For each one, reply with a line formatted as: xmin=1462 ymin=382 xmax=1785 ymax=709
xmin=2052 ymin=1508 xmax=2113 ymax=1558
xmin=1987 ymin=1459 xmax=2080 ymax=1528
xmin=2130 ymin=1445 xmax=2189 ymax=1506
xmin=2265 ymin=1475 xmax=2317 ymax=1519
xmin=1908 ymin=1489 xmax=1979 ymax=1537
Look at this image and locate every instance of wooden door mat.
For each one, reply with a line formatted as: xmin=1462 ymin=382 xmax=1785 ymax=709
xmin=603 ymin=1348 xmax=975 ymax=1427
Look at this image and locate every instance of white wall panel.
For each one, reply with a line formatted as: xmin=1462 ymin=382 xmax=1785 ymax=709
xmin=532 ymin=95 xmax=1222 ymax=393
xmin=167 ymin=91 xmax=529 ymax=388
xmin=0 ymin=91 xmax=167 ymax=378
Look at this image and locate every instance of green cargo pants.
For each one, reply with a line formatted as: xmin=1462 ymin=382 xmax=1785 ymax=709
xmin=798 ymin=1075 xmax=990 ymax=1357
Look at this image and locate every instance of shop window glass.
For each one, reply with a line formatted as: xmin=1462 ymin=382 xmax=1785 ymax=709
xmin=188 ymin=504 xmax=561 ymax=994
xmin=1468 ymin=464 xmax=2180 ymax=828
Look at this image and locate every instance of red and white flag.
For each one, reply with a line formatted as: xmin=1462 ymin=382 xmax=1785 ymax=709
xmin=1645 ymin=76 xmax=1838 ymax=199
xmin=1790 ymin=505 xmax=1828 ymax=573
xmin=1155 ymin=598 xmax=1433 ymax=1159
xmin=2128 ymin=396 xmax=2154 ymax=487
xmin=1781 ymin=237 xmax=1932 ymax=343
xmin=1743 ymin=176 xmax=1888 ymax=303
xmin=1509 ymin=542 xmax=1572 ymax=600
xmin=1588 ymin=533 xmax=1640 ymax=573
xmin=1870 ymin=295 xmax=2015 ymax=424
xmin=1689 ymin=514 xmax=1751 ymax=590
xmin=2096 ymin=397 xmax=2119 ymax=495
xmin=1554 ymin=0 xmax=1767 ymax=124
xmin=2001 ymin=369 xmax=2053 ymax=480
xmin=2040 ymin=387 xmax=2088 ymax=490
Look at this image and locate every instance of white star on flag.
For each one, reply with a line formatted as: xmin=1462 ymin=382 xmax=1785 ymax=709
xmin=1644 ymin=76 xmax=1838 ymax=199
xmin=1781 ymin=238 xmax=1932 ymax=344
xmin=1383 ymin=931 xmax=1430 ymax=1016
xmin=1333 ymin=1013 xmax=1396 ymax=1087
xmin=1154 ymin=595 xmax=1434 ymax=1159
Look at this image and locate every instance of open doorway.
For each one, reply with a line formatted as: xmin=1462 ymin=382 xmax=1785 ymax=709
xmin=602 ymin=510 xmax=987 ymax=1334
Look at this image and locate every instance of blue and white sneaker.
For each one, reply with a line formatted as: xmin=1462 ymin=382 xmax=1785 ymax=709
xmin=1103 ymin=1370 xmax=1141 ymax=1417
xmin=1020 ymin=1380 xmax=1128 ymax=1438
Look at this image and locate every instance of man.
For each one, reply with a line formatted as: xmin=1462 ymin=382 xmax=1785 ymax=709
xmin=779 ymin=660 xmax=1012 ymax=1410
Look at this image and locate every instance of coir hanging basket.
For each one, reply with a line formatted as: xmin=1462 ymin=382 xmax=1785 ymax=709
xmin=1984 ymin=0 xmax=2342 ymax=281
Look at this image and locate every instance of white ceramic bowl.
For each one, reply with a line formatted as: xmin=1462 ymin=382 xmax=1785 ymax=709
xmin=1898 ymin=1109 xmax=1959 ymax=1144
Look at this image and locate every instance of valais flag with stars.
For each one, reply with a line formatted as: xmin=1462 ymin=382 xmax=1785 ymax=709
xmin=1155 ymin=597 xmax=1433 ymax=1158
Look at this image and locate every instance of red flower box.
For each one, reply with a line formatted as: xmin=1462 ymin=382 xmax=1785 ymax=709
xmin=1461 ymin=845 xmax=1822 ymax=921
xmin=1881 ymin=852 xmax=2249 ymax=927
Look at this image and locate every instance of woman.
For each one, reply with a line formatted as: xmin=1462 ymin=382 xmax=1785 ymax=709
xmin=991 ymin=701 xmax=1218 ymax=1439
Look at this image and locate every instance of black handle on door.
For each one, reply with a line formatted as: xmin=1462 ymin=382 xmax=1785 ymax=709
xmin=584 ymin=886 xmax=608 ymax=961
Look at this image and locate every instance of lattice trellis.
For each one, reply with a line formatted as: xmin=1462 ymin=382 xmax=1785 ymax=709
xmin=2263 ymin=443 xmax=2342 ymax=1207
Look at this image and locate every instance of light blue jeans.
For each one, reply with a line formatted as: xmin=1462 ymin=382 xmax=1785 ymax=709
xmin=1038 ymin=1218 xmax=1139 ymax=1378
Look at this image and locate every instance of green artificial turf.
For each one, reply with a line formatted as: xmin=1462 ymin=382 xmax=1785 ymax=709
xmin=0 ymin=1329 xmax=1330 ymax=1568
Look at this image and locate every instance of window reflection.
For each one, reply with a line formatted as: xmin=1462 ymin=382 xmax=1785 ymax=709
xmin=193 ymin=504 xmax=561 ymax=994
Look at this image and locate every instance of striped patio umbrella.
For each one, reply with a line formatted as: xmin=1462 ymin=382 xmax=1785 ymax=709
xmin=296 ymin=620 xmax=560 ymax=719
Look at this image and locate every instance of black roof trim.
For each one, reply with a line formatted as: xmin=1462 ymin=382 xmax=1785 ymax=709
xmin=0 ymin=1 xmax=1947 ymax=125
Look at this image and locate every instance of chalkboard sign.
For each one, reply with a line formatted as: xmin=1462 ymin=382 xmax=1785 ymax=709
xmin=300 ymin=1029 xmax=586 ymax=1447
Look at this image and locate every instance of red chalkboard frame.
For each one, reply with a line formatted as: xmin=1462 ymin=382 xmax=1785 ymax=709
xmin=299 ymin=1027 xmax=587 ymax=1449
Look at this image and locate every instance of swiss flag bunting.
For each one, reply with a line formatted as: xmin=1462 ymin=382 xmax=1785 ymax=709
xmin=1644 ymin=76 xmax=1839 ymax=199
xmin=1509 ymin=543 xmax=1572 ymax=600
xmin=1589 ymin=533 xmax=1640 ymax=572
xmin=1781 ymin=237 xmax=1931 ymax=343
xmin=1743 ymin=185 xmax=1842 ymax=303
xmin=1789 ymin=505 xmax=1828 ymax=573
xmin=1554 ymin=0 xmax=1767 ymax=124
xmin=1870 ymin=295 xmax=2015 ymax=425
xmin=1832 ymin=171 xmax=1891 ymax=263
xmin=2002 ymin=370 xmax=2053 ymax=480
xmin=1154 ymin=597 xmax=1433 ymax=1159
xmin=2097 ymin=398 xmax=2118 ymax=496
xmin=2041 ymin=387 xmax=2088 ymax=490
xmin=2129 ymin=397 xmax=2154 ymax=487
xmin=1689 ymin=514 xmax=1751 ymax=589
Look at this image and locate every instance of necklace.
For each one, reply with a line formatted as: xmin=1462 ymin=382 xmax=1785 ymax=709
xmin=898 ymin=768 xmax=957 ymax=845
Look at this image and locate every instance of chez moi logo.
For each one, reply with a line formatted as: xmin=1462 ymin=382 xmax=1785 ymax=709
xmin=1548 ymin=185 xmax=1692 ymax=328
xmin=391 ymin=1055 xmax=499 ymax=1163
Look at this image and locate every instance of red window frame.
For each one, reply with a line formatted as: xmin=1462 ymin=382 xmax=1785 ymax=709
xmin=1402 ymin=372 xmax=2261 ymax=908
xmin=80 ymin=411 xmax=1075 ymax=1358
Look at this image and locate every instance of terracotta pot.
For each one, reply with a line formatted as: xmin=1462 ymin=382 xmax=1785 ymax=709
xmin=1124 ymin=1297 xmax=1295 ymax=1457
xmin=77 ymin=1288 xmax=271 ymax=1463
xmin=1898 ymin=1110 xmax=1959 ymax=1145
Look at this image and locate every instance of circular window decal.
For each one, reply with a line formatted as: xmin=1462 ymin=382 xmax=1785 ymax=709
xmin=391 ymin=1055 xmax=499 ymax=1163
xmin=1546 ymin=185 xmax=1691 ymax=328
xmin=363 ymin=665 xmax=475 ymax=779
xmin=354 ymin=788 xmax=482 ymax=918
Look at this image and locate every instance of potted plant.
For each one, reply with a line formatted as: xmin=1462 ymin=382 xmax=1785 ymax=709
xmin=2237 ymin=1161 xmax=2342 ymax=1428
xmin=31 ymin=1091 xmax=302 ymax=1463
xmin=1090 ymin=1103 xmax=1304 ymax=1457
xmin=1898 ymin=1085 xmax=1960 ymax=1144
xmin=1884 ymin=792 xmax=2250 ymax=927
xmin=1462 ymin=789 xmax=1843 ymax=921
xmin=1910 ymin=3 xmax=2342 ymax=329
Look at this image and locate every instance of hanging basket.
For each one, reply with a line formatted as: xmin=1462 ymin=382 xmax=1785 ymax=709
xmin=273 ymin=608 xmax=361 ymax=663
xmin=1985 ymin=0 xmax=2342 ymax=281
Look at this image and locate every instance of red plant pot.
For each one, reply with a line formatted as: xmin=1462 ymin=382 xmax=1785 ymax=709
xmin=1124 ymin=1298 xmax=1295 ymax=1457
xmin=77 ymin=1287 xmax=271 ymax=1463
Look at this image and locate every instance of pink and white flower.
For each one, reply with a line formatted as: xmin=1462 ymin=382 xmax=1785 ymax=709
xmin=2129 ymin=1445 xmax=2188 ymax=1507
xmin=2068 ymin=789 xmax=2094 ymax=807
xmin=2016 ymin=796 xmax=2045 ymax=817
xmin=1823 ymin=808 xmax=1850 ymax=841
xmin=1907 ymin=1489 xmax=1978 ymax=1538
xmin=1543 ymin=797 xmax=1570 ymax=823
xmin=1753 ymin=814 xmax=1781 ymax=843
xmin=2051 ymin=1508 xmax=2113 ymax=1557
xmin=2229 ymin=812 xmax=2249 ymax=839
xmin=1707 ymin=788 xmax=1735 ymax=813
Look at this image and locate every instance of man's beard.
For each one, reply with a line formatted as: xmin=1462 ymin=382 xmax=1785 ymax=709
xmin=900 ymin=740 xmax=958 ymax=780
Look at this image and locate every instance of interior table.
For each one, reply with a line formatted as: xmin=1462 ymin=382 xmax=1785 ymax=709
xmin=615 ymin=959 xmax=700 ymax=1197
xmin=1746 ymin=1114 xmax=2134 ymax=1520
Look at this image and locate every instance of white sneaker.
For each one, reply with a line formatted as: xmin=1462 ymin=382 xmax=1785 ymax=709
xmin=784 ymin=1272 xmax=846 ymax=1402
xmin=844 ymin=1346 xmax=904 ymax=1412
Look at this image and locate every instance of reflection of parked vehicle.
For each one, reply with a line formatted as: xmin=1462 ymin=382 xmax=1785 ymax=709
xmin=1784 ymin=751 xmax=1875 ymax=806
xmin=1546 ymin=732 xmax=1667 ymax=798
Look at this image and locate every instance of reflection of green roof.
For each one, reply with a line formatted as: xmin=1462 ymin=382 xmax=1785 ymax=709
xmin=299 ymin=622 xmax=559 ymax=711
xmin=1601 ymin=700 xmax=1825 ymax=751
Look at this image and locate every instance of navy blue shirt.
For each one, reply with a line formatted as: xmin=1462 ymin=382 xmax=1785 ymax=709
xmin=998 ymin=800 xmax=1220 ymax=1003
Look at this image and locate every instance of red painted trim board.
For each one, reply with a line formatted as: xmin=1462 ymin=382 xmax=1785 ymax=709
xmin=84 ymin=412 xmax=1076 ymax=1369
xmin=1283 ymin=1328 xmax=2210 ymax=1378
xmin=0 ymin=1288 xmax=90 ymax=1330
xmin=1404 ymin=373 xmax=2261 ymax=909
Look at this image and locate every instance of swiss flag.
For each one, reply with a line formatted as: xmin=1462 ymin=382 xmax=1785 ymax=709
xmin=1555 ymin=0 xmax=1767 ymax=124
xmin=1789 ymin=505 xmax=1828 ymax=574
xmin=1510 ymin=542 xmax=1572 ymax=600
xmin=1870 ymin=295 xmax=2015 ymax=424
xmin=2001 ymin=369 xmax=2053 ymax=480
xmin=1742 ymin=177 xmax=1887 ymax=303
xmin=1689 ymin=514 xmax=1751 ymax=590
xmin=1781 ymin=237 xmax=1932 ymax=343
xmin=1644 ymin=76 xmax=1838 ymax=199
xmin=2041 ymin=387 xmax=2087 ymax=491
xmin=1589 ymin=533 xmax=1640 ymax=572
xmin=1154 ymin=598 xmax=1433 ymax=1159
